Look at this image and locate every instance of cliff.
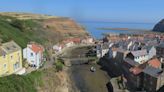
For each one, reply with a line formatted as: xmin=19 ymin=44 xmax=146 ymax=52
xmin=0 ymin=12 xmax=88 ymax=47
xmin=153 ymin=19 xmax=164 ymax=32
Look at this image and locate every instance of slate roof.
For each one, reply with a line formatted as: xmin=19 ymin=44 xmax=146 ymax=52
xmin=124 ymin=58 xmax=140 ymax=66
xmin=158 ymin=43 xmax=164 ymax=48
xmin=0 ymin=48 xmax=6 ymax=56
xmin=142 ymin=45 xmax=154 ymax=52
xmin=101 ymin=42 xmax=110 ymax=49
xmin=1 ymin=41 xmax=21 ymax=53
xmin=143 ymin=66 xmax=163 ymax=78
xmin=131 ymin=49 xmax=147 ymax=57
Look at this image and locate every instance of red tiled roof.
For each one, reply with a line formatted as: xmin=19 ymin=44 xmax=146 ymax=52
xmin=31 ymin=44 xmax=44 ymax=53
xmin=129 ymin=67 xmax=143 ymax=75
xmin=148 ymin=58 xmax=161 ymax=68
xmin=63 ymin=38 xmax=81 ymax=43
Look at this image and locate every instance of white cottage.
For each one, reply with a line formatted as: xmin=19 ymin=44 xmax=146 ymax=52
xmin=23 ymin=43 xmax=44 ymax=69
xmin=127 ymin=49 xmax=148 ymax=64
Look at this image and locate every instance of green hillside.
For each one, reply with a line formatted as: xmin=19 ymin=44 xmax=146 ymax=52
xmin=0 ymin=15 xmax=48 ymax=48
xmin=0 ymin=71 xmax=43 ymax=92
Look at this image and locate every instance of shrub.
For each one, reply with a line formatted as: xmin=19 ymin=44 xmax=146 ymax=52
xmin=55 ymin=61 xmax=64 ymax=72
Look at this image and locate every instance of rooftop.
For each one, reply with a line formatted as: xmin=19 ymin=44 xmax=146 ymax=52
xmin=124 ymin=58 xmax=140 ymax=66
xmin=143 ymin=66 xmax=163 ymax=78
xmin=1 ymin=41 xmax=21 ymax=53
xmin=0 ymin=48 xmax=6 ymax=56
xmin=148 ymin=58 xmax=161 ymax=68
xmin=131 ymin=49 xmax=147 ymax=57
xmin=158 ymin=43 xmax=164 ymax=48
xmin=30 ymin=44 xmax=44 ymax=53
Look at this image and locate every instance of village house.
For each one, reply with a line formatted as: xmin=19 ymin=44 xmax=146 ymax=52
xmin=122 ymin=57 xmax=164 ymax=92
xmin=0 ymin=41 xmax=25 ymax=76
xmin=23 ymin=43 xmax=44 ymax=69
xmin=53 ymin=44 xmax=63 ymax=53
xmin=143 ymin=46 xmax=156 ymax=60
xmin=122 ymin=58 xmax=144 ymax=91
xmin=142 ymin=58 xmax=163 ymax=92
xmin=96 ymin=42 xmax=113 ymax=58
xmin=63 ymin=40 xmax=74 ymax=48
xmin=156 ymin=43 xmax=164 ymax=58
xmin=156 ymin=43 xmax=164 ymax=68
xmin=126 ymin=49 xmax=149 ymax=64
xmin=81 ymin=37 xmax=94 ymax=44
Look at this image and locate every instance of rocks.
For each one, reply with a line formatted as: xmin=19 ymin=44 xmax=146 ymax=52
xmin=153 ymin=19 xmax=164 ymax=32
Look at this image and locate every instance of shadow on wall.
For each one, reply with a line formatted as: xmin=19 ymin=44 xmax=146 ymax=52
xmin=98 ymin=57 xmax=122 ymax=78
xmin=157 ymin=85 xmax=164 ymax=92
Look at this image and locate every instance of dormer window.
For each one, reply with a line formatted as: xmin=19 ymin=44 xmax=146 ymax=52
xmin=11 ymin=56 xmax=13 ymax=59
xmin=3 ymin=55 xmax=6 ymax=58
xmin=12 ymin=45 xmax=16 ymax=48
xmin=6 ymin=47 xmax=10 ymax=50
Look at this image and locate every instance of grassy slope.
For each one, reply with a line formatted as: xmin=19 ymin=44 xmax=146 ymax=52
xmin=0 ymin=71 xmax=43 ymax=92
xmin=0 ymin=15 xmax=47 ymax=48
xmin=0 ymin=16 xmax=49 ymax=92
xmin=0 ymin=14 xmax=87 ymax=92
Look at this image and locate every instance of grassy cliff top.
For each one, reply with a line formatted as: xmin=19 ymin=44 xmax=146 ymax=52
xmin=0 ymin=13 xmax=88 ymax=48
xmin=0 ymin=12 xmax=58 ymax=20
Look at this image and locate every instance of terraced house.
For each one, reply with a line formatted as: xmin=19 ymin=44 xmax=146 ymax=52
xmin=0 ymin=41 xmax=25 ymax=76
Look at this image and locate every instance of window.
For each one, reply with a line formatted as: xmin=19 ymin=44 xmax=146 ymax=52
xmin=14 ymin=62 xmax=20 ymax=71
xmin=4 ymin=64 xmax=6 ymax=69
xmin=31 ymin=53 xmax=33 ymax=57
xmin=11 ymin=56 xmax=13 ymax=59
xmin=3 ymin=54 xmax=6 ymax=58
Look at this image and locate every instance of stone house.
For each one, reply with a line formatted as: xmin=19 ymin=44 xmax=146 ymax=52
xmin=122 ymin=57 xmax=164 ymax=92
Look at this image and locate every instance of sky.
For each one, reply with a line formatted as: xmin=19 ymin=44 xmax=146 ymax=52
xmin=0 ymin=0 xmax=163 ymax=23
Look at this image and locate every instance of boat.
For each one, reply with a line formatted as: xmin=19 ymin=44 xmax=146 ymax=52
xmin=90 ymin=66 xmax=96 ymax=72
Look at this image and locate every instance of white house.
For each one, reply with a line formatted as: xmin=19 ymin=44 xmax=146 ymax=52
xmin=23 ymin=43 xmax=44 ymax=69
xmin=96 ymin=42 xmax=114 ymax=58
xmin=108 ymin=47 xmax=118 ymax=59
xmin=144 ymin=46 xmax=156 ymax=60
xmin=82 ymin=37 xmax=94 ymax=44
xmin=53 ymin=44 xmax=63 ymax=52
xmin=127 ymin=49 xmax=148 ymax=64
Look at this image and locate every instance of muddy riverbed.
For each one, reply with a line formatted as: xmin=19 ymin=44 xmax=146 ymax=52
xmin=68 ymin=64 xmax=111 ymax=92
xmin=63 ymin=46 xmax=112 ymax=92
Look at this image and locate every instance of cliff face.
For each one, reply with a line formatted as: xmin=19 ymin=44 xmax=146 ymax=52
xmin=42 ymin=18 xmax=87 ymax=38
xmin=153 ymin=19 xmax=164 ymax=32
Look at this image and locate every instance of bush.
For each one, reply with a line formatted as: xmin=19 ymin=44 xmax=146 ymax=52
xmin=55 ymin=61 xmax=64 ymax=72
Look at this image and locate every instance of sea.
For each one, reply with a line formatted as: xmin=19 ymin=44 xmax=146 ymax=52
xmin=79 ymin=21 xmax=155 ymax=39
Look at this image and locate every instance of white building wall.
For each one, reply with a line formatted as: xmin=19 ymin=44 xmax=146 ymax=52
xmin=148 ymin=47 xmax=156 ymax=60
xmin=134 ymin=55 xmax=149 ymax=64
xmin=23 ymin=48 xmax=27 ymax=59
xmin=101 ymin=49 xmax=109 ymax=57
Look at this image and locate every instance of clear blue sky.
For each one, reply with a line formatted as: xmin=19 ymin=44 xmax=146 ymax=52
xmin=0 ymin=0 xmax=163 ymax=23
